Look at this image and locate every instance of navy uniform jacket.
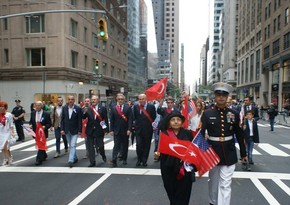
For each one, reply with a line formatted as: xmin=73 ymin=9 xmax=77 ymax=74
xmin=29 ymin=110 xmax=51 ymax=138
xmin=200 ymin=106 xmax=247 ymax=166
xmin=83 ymin=104 xmax=109 ymax=136
xmin=133 ymin=103 xmax=156 ymax=136
xmin=109 ymin=103 xmax=132 ymax=136
xmin=242 ymin=119 xmax=260 ymax=143
xmin=61 ymin=105 xmax=82 ymax=135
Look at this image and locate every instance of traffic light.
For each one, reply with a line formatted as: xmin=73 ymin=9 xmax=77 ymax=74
xmin=94 ymin=60 xmax=99 ymax=73
xmin=98 ymin=18 xmax=108 ymax=41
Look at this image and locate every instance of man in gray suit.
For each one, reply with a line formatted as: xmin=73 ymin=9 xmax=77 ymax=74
xmin=51 ymin=96 xmax=68 ymax=158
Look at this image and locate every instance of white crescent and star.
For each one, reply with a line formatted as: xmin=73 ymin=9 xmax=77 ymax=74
xmin=157 ymin=83 xmax=165 ymax=94
xmin=169 ymin=143 xmax=188 ymax=156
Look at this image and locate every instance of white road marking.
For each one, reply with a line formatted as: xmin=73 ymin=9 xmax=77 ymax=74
xmin=280 ymin=144 xmax=290 ymax=150
xmin=258 ymin=143 xmax=290 ymax=157
xmin=235 ymin=144 xmax=262 ymax=155
xmin=250 ymin=177 xmax=280 ymax=205
xmin=272 ymin=177 xmax=290 ymax=196
xmin=68 ymin=173 xmax=111 ymax=205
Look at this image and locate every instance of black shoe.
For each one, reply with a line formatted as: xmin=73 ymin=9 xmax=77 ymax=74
xmin=136 ymin=160 xmax=141 ymax=167
xmin=35 ymin=161 xmax=42 ymax=166
xmin=249 ymin=162 xmax=254 ymax=165
xmin=73 ymin=159 xmax=78 ymax=164
xmin=112 ymin=162 xmax=117 ymax=167
xmin=68 ymin=162 xmax=73 ymax=168
xmin=88 ymin=163 xmax=96 ymax=167
xmin=102 ymin=156 xmax=107 ymax=163
xmin=122 ymin=161 xmax=127 ymax=165
xmin=142 ymin=162 xmax=147 ymax=167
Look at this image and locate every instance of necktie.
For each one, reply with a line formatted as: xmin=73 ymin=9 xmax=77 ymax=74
xmin=247 ymin=106 xmax=249 ymax=111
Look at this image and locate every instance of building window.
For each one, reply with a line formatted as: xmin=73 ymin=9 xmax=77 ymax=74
xmin=117 ymin=68 xmax=121 ymax=78
xmin=3 ymin=18 xmax=8 ymax=30
xmin=237 ymin=63 xmax=240 ymax=85
xmin=84 ymin=27 xmax=87 ymax=43
xmin=256 ymin=50 xmax=260 ymax=80
xmin=250 ymin=54 xmax=254 ymax=82
xmin=84 ymin=55 xmax=87 ymax=70
xmin=4 ymin=49 xmax=9 ymax=63
xmin=285 ymin=8 xmax=289 ymax=25
xmin=123 ymin=52 xmax=127 ymax=62
xmin=273 ymin=39 xmax=280 ymax=55
xmin=241 ymin=60 xmax=244 ymax=84
xmin=70 ymin=19 xmax=78 ymax=38
xmin=277 ymin=15 xmax=281 ymax=31
xmin=71 ymin=0 xmax=77 ymax=6
xmin=26 ymin=48 xmax=45 ymax=66
xmin=273 ymin=18 xmax=276 ymax=34
xmin=92 ymin=33 xmax=98 ymax=48
xmin=264 ymin=46 xmax=270 ymax=59
xmin=111 ymin=65 xmax=115 ymax=77
xmin=245 ymin=57 xmax=249 ymax=83
xmin=267 ymin=24 xmax=270 ymax=38
xmin=102 ymin=63 xmax=107 ymax=75
xmin=26 ymin=15 xmax=45 ymax=33
xmin=284 ymin=32 xmax=290 ymax=49
xmin=110 ymin=44 xmax=115 ymax=57
xmin=123 ymin=71 xmax=126 ymax=80
xmin=71 ymin=50 xmax=78 ymax=68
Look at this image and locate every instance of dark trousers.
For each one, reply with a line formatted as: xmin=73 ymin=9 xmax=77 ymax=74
xmin=54 ymin=127 xmax=68 ymax=153
xmin=136 ymin=131 xmax=153 ymax=163
xmin=269 ymin=118 xmax=275 ymax=131
xmin=112 ymin=133 xmax=129 ymax=162
xmin=36 ymin=150 xmax=47 ymax=163
xmin=87 ymin=132 xmax=105 ymax=164
xmin=161 ymin=166 xmax=192 ymax=205
xmin=15 ymin=121 xmax=25 ymax=141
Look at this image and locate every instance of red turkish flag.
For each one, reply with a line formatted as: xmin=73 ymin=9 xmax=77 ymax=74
xmin=81 ymin=118 xmax=88 ymax=138
xmin=35 ymin=122 xmax=47 ymax=150
xmin=181 ymin=95 xmax=189 ymax=128
xmin=145 ymin=77 xmax=168 ymax=102
xmin=158 ymin=132 xmax=200 ymax=166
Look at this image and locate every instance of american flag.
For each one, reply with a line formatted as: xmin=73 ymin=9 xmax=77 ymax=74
xmin=188 ymin=99 xmax=197 ymax=120
xmin=182 ymin=130 xmax=220 ymax=177
xmin=22 ymin=125 xmax=36 ymax=137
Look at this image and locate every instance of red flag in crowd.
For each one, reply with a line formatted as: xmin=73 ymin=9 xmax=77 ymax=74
xmin=35 ymin=122 xmax=47 ymax=150
xmin=159 ymin=132 xmax=200 ymax=166
xmin=182 ymin=130 xmax=220 ymax=177
xmin=81 ymin=118 xmax=88 ymax=138
xmin=145 ymin=77 xmax=168 ymax=102
xmin=181 ymin=95 xmax=189 ymax=128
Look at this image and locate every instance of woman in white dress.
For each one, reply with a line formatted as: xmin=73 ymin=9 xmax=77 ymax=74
xmin=188 ymin=101 xmax=204 ymax=131
xmin=0 ymin=102 xmax=15 ymax=165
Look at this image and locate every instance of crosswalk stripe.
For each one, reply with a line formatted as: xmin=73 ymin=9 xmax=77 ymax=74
xmin=258 ymin=143 xmax=290 ymax=157
xmin=258 ymin=123 xmax=268 ymax=127
xmin=273 ymin=177 xmax=290 ymax=196
xmin=235 ymin=144 xmax=262 ymax=155
xmin=280 ymin=144 xmax=290 ymax=150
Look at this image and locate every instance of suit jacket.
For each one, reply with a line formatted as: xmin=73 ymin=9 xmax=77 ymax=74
xmin=29 ymin=110 xmax=51 ymax=138
xmin=61 ymin=104 xmax=82 ymax=135
xmin=110 ymin=103 xmax=132 ymax=135
xmin=243 ymin=119 xmax=259 ymax=143
xmin=83 ymin=104 xmax=109 ymax=136
xmin=243 ymin=104 xmax=259 ymax=121
xmin=133 ymin=103 xmax=156 ymax=136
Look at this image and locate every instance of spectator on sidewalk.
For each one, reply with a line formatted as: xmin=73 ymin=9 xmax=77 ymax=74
xmin=267 ymin=103 xmax=278 ymax=131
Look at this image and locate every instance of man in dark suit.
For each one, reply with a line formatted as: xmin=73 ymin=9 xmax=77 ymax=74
xmin=109 ymin=93 xmax=132 ymax=167
xmin=133 ymin=94 xmax=156 ymax=167
xmin=83 ymin=95 xmax=109 ymax=167
xmin=240 ymin=96 xmax=259 ymax=122
xmin=29 ymin=101 xmax=51 ymax=166
xmin=61 ymin=95 xmax=82 ymax=168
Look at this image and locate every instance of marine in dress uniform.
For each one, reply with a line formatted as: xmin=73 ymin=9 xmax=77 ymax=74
xmin=200 ymin=82 xmax=247 ymax=205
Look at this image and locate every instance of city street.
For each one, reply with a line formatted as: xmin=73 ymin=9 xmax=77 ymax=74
xmin=0 ymin=121 xmax=290 ymax=205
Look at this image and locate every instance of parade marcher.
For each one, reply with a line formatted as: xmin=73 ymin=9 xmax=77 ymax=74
xmin=51 ymin=97 xmax=68 ymax=158
xmin=188 ymin=101 xmax=203 ymax=131
xmin=109 ymin=93 xmax=132 ymax=167
xmin=267 ymin=103 xmax=278 ymax=131
xmin=11 ymin=99 xmax=26 ymax=142
xmin=200 ymin=82 xmax=247 ymax=205
xmin=242 ymin=110 xmax=259 ymax=170
xmin=82 ymin=98 xmax=91 ymax=159
xmin=0 ymin=102 xmax=15 ymax=166
xmin=29 ymin=101 xmax=51 ymax=166
xmin=83 ymin=95 xmax=109 ymax=167
xmin=153 ymin=101 xmax=161 ymax=161
xmin=61 ymin=95 xmax=82 ymax=168
xmin=157 ymin=96 xmax=179 ymax=131
xmin=240 ymin=96 xmax=259 ymax=123
xmin=133 ymin=94 xmax=156 ymax=167
xmin=160 ymin=111 xmax=196 ymax=205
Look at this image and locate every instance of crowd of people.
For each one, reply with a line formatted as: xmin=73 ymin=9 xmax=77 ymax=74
xmin=0 ymin=81 xmax=281 ymax=205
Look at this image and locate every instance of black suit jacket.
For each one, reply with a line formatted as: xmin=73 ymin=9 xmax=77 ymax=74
xmin=29 ymin=110 xmax=51 ymax=138
xmin=243 ymin=119 xmax=260 ymax=143
xmin=133 ymin=103 xmax=156 ymax=136
xmin=61 ymin=105 xmax=82 ymax=135
xmin=110 ymin=103 xmax=132 ymax=135
xmin=83 ymin=104 xmax=109 ymax=136
xmin=244 ymin=104 xmax=259 ymax=121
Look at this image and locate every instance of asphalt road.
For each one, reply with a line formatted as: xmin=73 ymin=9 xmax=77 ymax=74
xmin=0 ymin=121 xmax=290 ymax=205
